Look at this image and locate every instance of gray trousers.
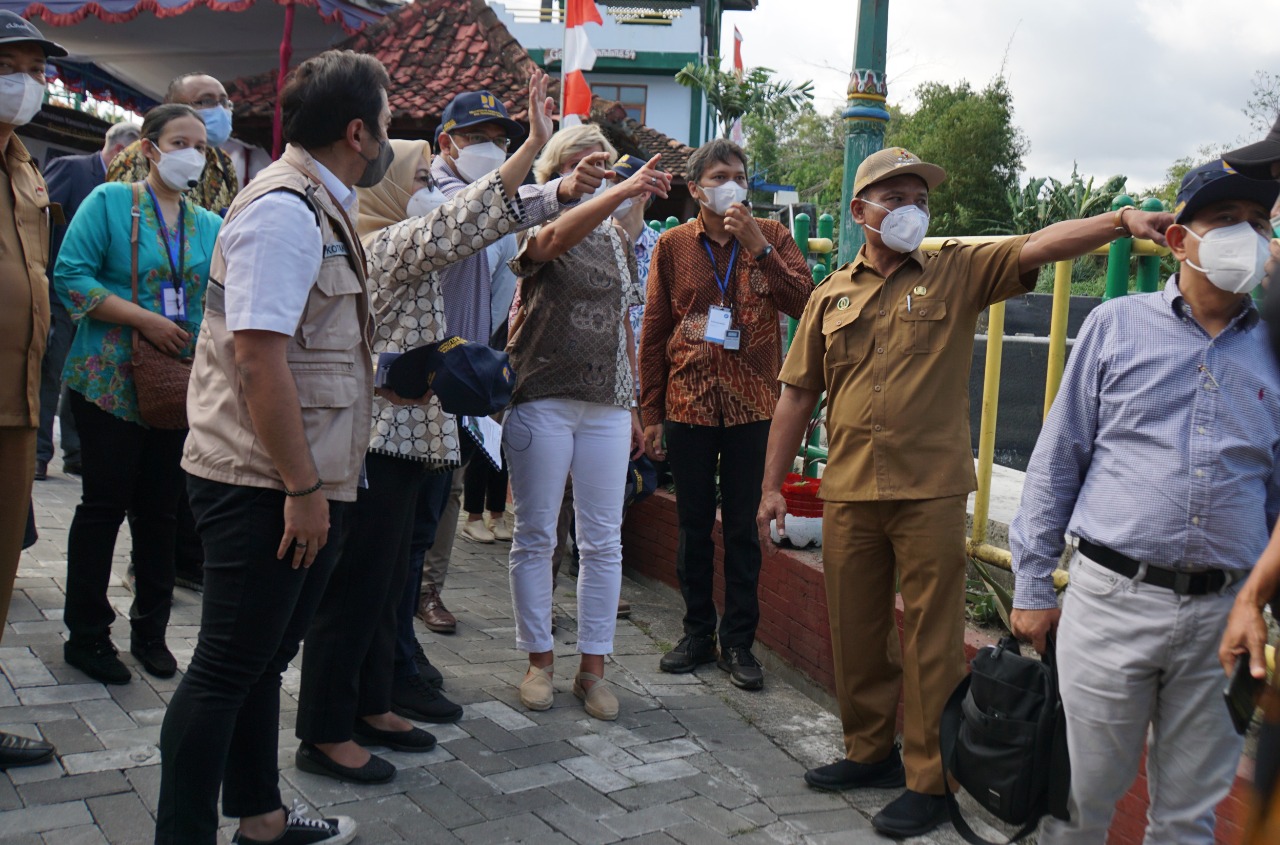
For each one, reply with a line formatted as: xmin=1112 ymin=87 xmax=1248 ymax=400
xmin=422 ymin=464 xmax=466 ymax=590
xmin=1040 ymin=551 xmax=1243 ymax=845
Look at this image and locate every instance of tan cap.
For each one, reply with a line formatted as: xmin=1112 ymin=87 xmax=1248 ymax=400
xmin=853 ymin=147 xmax=947 ymax=196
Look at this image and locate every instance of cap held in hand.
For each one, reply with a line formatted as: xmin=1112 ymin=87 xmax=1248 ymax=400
xmin=385 ymin=336 xmax=516 ymax=417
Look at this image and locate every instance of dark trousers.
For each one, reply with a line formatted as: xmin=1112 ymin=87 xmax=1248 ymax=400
xmin=394 ymin=466 xmax=455 ymax=678
xmin=155 ymin=477 xmax=349 ymax=844
xmin=36 ymin=299 xmax=79 ymax=465
xmin=298 ymin=453 xmax=426 ymax=741
xmin=463 ymin=454 xmax=508 ymax=515
xmin=663 ymin=419 xmax=770 ymax=649
xmin=64 ymin=390 xmax=185 ymax=644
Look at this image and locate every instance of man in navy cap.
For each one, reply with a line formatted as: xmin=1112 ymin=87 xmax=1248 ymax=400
xmin=0 ymin=8 xmax=64 ymax=771
xmin=1011 ymin=160 xmax=1279 ymax=845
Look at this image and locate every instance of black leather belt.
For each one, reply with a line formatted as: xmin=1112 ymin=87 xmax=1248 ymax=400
xmin=1077 ymin=539 xmax=1233 ymax=596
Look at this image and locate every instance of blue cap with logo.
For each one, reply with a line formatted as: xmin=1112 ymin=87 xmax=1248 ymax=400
xmin=0 ymin=11 xmax=66 ymax=57
xmin=611 ymin=154 xmax=647 ymax=180
xmin=1174 ymin=159 xmax=1279 ymax=224
xmin=435 ymin=91 xmax=525 ymax=144
xmin=386 ymin=336 xmax=516 ymax=417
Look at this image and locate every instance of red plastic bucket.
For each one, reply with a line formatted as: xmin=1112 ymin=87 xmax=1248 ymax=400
xmin=781 ymin=472 xmax=824 ymax=518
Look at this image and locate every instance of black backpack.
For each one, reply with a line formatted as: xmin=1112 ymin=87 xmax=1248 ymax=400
xmin=939 ymin=636 xmax=1071 ymax=844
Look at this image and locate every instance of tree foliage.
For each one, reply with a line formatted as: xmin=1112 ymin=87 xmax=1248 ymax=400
xmin=675 ymin=55 xmax=814 ymax=140
xmin=1245 ymin=70 xmax=1280 ymax=137
xmin=744 ymin=103 xmax=844 ymax=208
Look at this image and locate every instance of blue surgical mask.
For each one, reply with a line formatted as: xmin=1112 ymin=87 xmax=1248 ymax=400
xmin=199 ymin=105 xmax=232 ymax=147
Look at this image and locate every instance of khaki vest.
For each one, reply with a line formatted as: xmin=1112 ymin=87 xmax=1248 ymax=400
xmin=182 ymin=145 xmax=372 ymax=501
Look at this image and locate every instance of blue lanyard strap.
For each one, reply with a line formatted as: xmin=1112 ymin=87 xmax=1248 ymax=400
xmin=145 ymin=184 xmax=186 ymax=292
xmin=703 ymin=238 xmax=739 ymax=304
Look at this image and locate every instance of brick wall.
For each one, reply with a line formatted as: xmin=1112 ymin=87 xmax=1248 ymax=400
xmin=621 ymin=490 xmax=1254 ymax=845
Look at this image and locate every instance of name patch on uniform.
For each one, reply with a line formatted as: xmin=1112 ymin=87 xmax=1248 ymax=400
xmin=323 ymin=242 xmax=349 ymax=259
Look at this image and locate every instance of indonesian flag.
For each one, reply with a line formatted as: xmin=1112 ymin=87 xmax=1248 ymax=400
xmin=562 ymin=0 xmax=603 ymax=127
xmin=730 ymin=27 xmax=745 ymax=143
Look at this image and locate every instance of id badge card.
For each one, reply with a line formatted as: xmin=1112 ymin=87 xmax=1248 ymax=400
xmin=161 ymin=287 xmax=186 ymax=321
xmin=705 ymin=305 xmax=732 ymax=344
xmin=374 ymin=351 xmax=402 ymax=389
xmin=724 ymin=329 xmax=741 ymax=351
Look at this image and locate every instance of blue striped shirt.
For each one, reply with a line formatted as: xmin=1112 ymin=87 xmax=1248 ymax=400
xmin=1010 ymin=276 xmax=1280 ymax=609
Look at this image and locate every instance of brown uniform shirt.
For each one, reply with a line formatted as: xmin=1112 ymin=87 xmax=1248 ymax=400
xmin=779 ymin=236 xmax=1034 ymax=501
xmin=0 ymin=136 xmax=51 ymax=428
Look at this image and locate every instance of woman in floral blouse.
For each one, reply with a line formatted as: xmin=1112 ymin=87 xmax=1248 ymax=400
xmin=54 ymin=104 xmax=222 ymax=686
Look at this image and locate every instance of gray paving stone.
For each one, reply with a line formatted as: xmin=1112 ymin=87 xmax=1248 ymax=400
xmin=15 ymin=685 xmax=109 ymax=707
xmin=463 ymin=700 xmax=537 ymax=732
xmin=500 ymin=739 xmax=579 ymax=769
xmin=0 ymin=800 xmax=93 ymax=837
xmin=546 ymin=778 xmax=626 ymax=820
xmin=406 ymin=783 xmax=485 ymax=829
xmin=616 ymin=758 xmax=700 ymax=784
xmin=429 ymin=760 xmax=499 ymax=799
xmin=85 ymin=792 xmax=154 ymax=844
xmin=599 ymin=804 xmax=691 ymax=838
xmin=453 ymin=811 xmax=555 ymax=844
xmin=567 ymin=734 xmax=642 ymax=768
xmin=534 ymin=803 xmax=621 ymax=845
xmin=73 ymin=700 xmax=135 ymax=734
xmin=485 ymin=761 xmax=574 ymax=794
xmin=0 ymin=648 xmax=58 ymax=687
xmin=779 ymin=807 xmax=868 ymax=835
xmin=627 ymin=738 xmax=702 ymax=763
xmin=734 ymin=801 xmax=781 ymax=826
xmin=444 ymin=736 xmax=516 ymax=776
xmin=466 ymin=785 xmax=564 ymax=821
xmin=665 ymin=821 xmax=738 ymax=845
xmin=761 ymin=789 xmax=851 ymax=814
xmin=43 ymin=825 xmax=110 ymax=845
xmin=60 ymin=744 xmax=159 ymax=775
xmin=0 ymin=774 xmax=21 ymax=811
xmin=461 ymin=718 xmax=526 ymax=753
xmin=35 ymin=716 xmax=104 ymax=755
xmin=18 ymin=771 xmax=130 ymax=807
xmin=609 ymin=780 xmax=696 ymax=811
xmin=558 ymin=754 xmax=635 ymax=794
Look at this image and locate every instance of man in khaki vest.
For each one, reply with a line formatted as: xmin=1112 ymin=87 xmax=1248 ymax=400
xmin=155 ymin=50 xmax=393 ymax=845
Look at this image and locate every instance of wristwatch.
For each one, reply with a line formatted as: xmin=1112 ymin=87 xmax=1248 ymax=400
xmin=755 ymin=244 xmax=774 ymax=261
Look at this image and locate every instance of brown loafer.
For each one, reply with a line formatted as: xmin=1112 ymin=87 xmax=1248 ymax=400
xmin=416 ymin=584 xmax=456 ymax=633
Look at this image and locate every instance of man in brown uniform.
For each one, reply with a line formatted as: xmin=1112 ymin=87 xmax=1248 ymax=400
xmin=0 ymin=11 xmax=65 ymax=769
xmin=758 ymin=147 xmax=1171 ymax=837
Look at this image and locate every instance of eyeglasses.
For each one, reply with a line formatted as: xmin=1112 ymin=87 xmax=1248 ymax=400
xmin=190 ymin=96 xmax=233 ymax=110
xmin=453 ymin=132 xmax=510 ymax=150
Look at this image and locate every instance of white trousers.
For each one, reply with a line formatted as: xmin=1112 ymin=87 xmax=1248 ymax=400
xmin=1040 ymin=552 xmax=1243 ymax=845
xmin=503 ymin=398 xmax=629 ymax=655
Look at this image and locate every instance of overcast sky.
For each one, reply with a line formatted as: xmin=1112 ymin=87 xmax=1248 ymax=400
xmin=719 ymin=0 xmax=1280 ymax=191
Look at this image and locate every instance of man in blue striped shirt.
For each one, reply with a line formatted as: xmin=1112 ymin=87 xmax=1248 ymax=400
xmin=1011 ymin=160 xmax=1280 ymax=844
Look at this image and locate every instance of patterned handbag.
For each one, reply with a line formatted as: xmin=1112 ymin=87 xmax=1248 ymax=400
xmin=128 ymin=183 xmax=192 ymax=430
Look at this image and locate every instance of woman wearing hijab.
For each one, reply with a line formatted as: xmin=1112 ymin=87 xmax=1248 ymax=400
xmin=291 ymin=74 xmax=556 ymax=785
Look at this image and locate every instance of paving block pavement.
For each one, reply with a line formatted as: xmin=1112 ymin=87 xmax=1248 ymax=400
xmin=2 ymin=461 xmax=1007 ymax=843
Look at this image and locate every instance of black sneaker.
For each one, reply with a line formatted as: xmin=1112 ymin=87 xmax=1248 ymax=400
xmin=33 ymin=460 xmax=47 ymax=481
xmin=391 ymin=673 xmax=463 ymax=723
xmin=659 ymin=634 xmax=718 ymax=673
xmin=64 ymin=638 xmax=131 ymax=685
xmin=130 ymin=639 xmax=177 ymax=679
xmin=232 ymin=800 xmax=357 ymax=844
xmin=717 ymin=646 xmax=764 ymax=690
xmin=411 ymin=642 xmax=445 ymax=690
xmin=804 ymin=746 xmax=906 ymax=791
xmin=174 ymin=570 xmax=204 ymax=593
xmin=62 ymin=460 xmax=82 ymax=477
xmin=871 ymin=789 xmax=948 ymax=838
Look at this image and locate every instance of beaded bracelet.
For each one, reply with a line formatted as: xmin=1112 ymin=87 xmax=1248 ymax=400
xmin=284 ymin=479 xmax=324 ymax=497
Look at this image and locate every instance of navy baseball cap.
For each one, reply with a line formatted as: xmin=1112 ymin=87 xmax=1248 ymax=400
xmin=0 ymin=11 xmax=66 ymax=57
xmin=1224 ymin=112 xmax=1280 ymax=180
xmin=386 ymin=336 xmax=516 ymax=417
xmin=1173 ymin=159 xmax=1279 ymax=224
xmin=435 ymin=91 xmax=525 ymax=144
xmin=611 ymin=154 xmax=646 ymax=180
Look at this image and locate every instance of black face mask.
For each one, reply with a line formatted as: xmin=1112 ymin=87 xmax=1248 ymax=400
xmin=355 ymin=134 xmax=394 ymax=188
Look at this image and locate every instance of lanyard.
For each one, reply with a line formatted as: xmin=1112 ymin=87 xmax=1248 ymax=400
xmin=146 ymin=184 xmax=185 ymax=293
xmin=703 ymin=238 xmax=739 ymax=305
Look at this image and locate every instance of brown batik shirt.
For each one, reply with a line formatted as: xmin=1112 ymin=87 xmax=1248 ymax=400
xmin=639 ymin=215 xmax=812 ymax=428
xmin=779 ymin=236 xmax=1035 ymax=502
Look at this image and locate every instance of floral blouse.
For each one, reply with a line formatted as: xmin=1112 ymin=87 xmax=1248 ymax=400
xmin=364 ymin=171 xmax=523 ymax=467
xmin=628 ymin=224 xmax=661 ymax=359
xmin=54 ymin=182 xmax=222 ymax=423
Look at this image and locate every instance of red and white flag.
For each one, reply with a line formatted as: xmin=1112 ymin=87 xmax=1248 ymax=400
xmin=730 ymin=26 xmax=745 ymax=143
xmin=561 ymin=0 xmax=602 ymax=127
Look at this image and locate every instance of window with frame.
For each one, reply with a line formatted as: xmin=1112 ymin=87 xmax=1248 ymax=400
xmin=592 ymin=84 xmax=647 ymax=124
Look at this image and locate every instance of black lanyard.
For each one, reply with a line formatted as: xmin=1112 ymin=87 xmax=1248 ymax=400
xmin=703 ymin=238 xmax=739 ymax=306
xmin=146 ymin=184 xmax=186 ymax=296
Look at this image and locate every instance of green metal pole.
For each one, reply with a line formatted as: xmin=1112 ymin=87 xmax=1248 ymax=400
xmin=792 ymin=212 xmax=811 ymax=256
xmin=664 ymin=215 xmax=680 ymax=232
xmin=817 ymin=213 xmax=835 ymax=271
xmin=837 ymin=0 xmax=891 ymax=266
xmin=1103 ymin=194 xmax=1135 ymax=300
xmin=1134 ymin=197 xmax=1164 ymax=293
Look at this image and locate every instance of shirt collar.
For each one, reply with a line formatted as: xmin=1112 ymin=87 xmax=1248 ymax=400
xmin=1163 ymin=273 xmax=1260 ymax=330
xmin=312 ymin=158 xmax=356 ymax=213
xmin=849 ymin=242 xmax=927 ymax=275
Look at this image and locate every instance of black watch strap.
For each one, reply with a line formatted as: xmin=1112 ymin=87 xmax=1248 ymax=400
xmin=755 ymin=244 xmax=774 ymax=261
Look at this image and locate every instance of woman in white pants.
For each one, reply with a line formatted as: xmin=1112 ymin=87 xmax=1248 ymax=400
xmin=505 ymin=126 xmax=670 ymax=719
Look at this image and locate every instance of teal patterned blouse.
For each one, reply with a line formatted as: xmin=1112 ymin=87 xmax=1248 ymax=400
xmin=54 ymin=181 xmax=222 ymax=424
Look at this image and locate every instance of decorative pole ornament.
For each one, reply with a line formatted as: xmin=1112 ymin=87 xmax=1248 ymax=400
xmin=837 ymin=0 xmax=892 ymax=265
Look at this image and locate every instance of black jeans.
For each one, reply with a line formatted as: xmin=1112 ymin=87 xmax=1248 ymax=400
xmin=298 ymin=452 xmax=427 ymax=741
xmin=64 ymin=390 xmax=185 ymax=645
xmin=36 ymin=299 xmax=79 ymax=465
xmin=663 ymin=419 xmax=770 ymax=649
xmin=155 ymin=477 xmax=350 ymax=844
xmin=395 ymin=465 xmax=455 ymax=678
xmin=463 ymin=454 xmax=508 ymax=515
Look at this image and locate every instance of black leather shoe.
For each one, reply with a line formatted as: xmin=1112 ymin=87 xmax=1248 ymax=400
xmin=872 ymin=789 xmax=948 ymax=838
xmin=295 ymin=742 xmax=395 ymax=785
xmin=33 ymin=460 xmax=47 ymax=481
xmin=63 ymin=460 xmax=82 ymax=477
xmin=411 ymin=642 xmax=445 ymax=690
xmin=130 ymin=639 xmax=177 ymax=679
xmin=64 ymin=638 xmax=131 ymax=685
xmin=717 ymin=646 xmax=764 ymax=690
xmin=352 ymin=721 xmax=437 ymax=753
xmin=391 ymin=674 xmax=463 ymax=723
xmin=659 ymin=634 xmax=717 ymax=673
xmin=804 ymin=747 xmax=906 ymax=791
xmin=0 ymin=731 xmax=55 ymax=769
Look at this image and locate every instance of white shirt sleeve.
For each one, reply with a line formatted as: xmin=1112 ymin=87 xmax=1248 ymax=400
xmin=221 ymin=190 xmax=324 ymax=334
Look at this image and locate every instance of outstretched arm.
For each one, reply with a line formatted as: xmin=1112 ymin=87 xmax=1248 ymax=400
xmin=1018 ymin=208 xmax=1173 ymax=275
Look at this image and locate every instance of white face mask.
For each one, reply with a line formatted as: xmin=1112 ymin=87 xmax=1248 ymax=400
xmin=406 ymin=186 xmax=448 ymax=219
xmin=1183 ymin=221 xmax=1270 ymax=295
xmin=699 ymin=181 xmax=747 ymax=216
xmin=864 ymin=200 xmax=930 ymax=253
xmin=452 ymin=140 xmax=507 ymax=183
xmin=152 ymin=146 xmax=206 ymax=192
xmin=611 ymin=197 xmax=635 ymax=219
xmin=0 ymin=73 xmax=46 ymax=127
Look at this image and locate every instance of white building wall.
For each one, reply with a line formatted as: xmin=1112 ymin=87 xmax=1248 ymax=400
xmin=489 ymin=2 xmax=702 ymax=54
xmin=583 ymin=73 xmax=691 ymax=145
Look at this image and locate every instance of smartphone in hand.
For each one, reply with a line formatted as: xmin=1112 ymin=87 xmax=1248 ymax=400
xmin=1225 ymin=652 xmax=1266 ymax=735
